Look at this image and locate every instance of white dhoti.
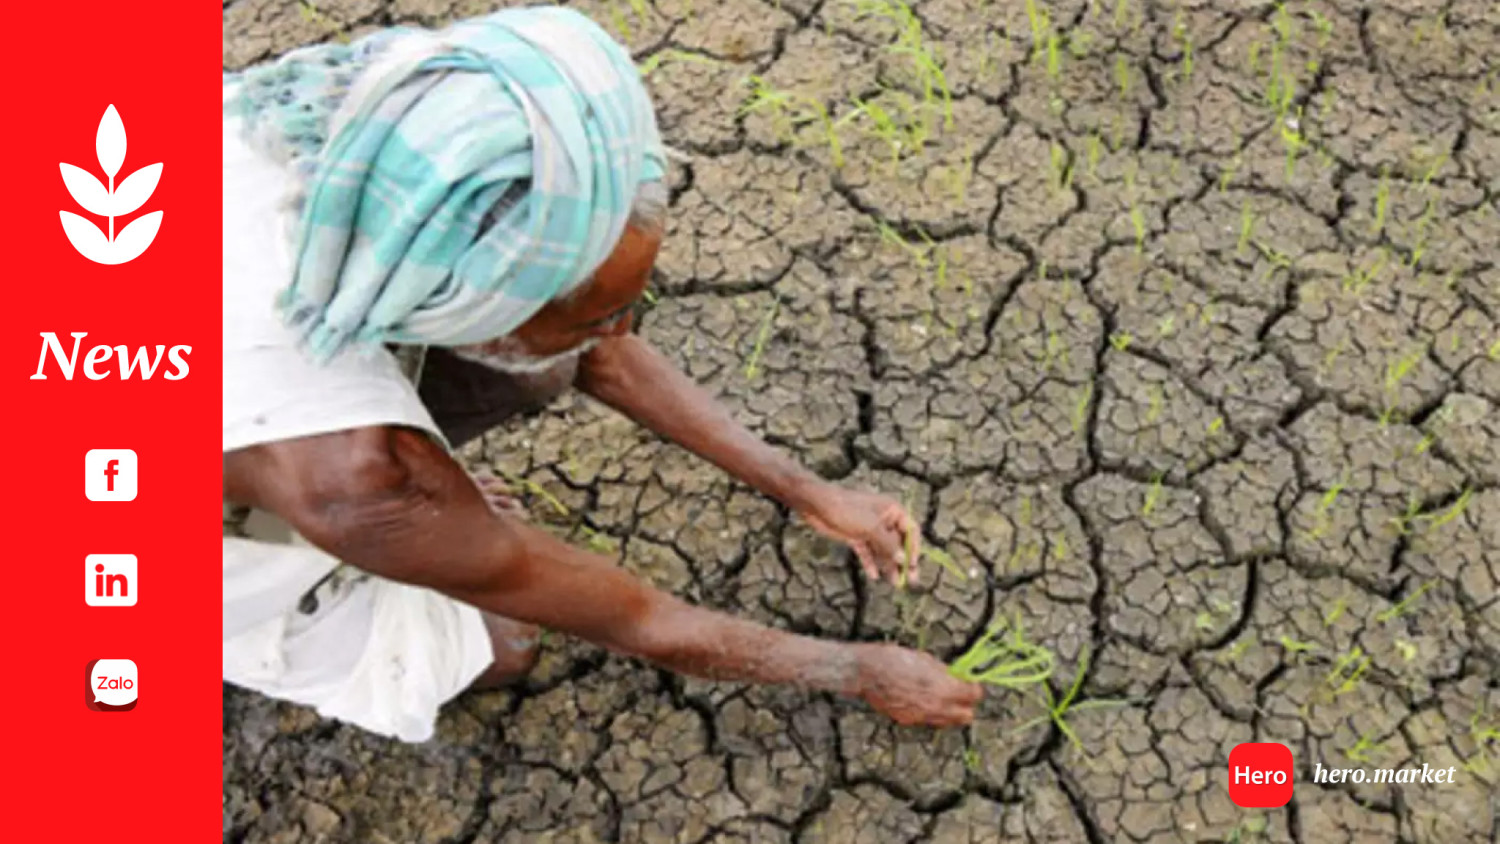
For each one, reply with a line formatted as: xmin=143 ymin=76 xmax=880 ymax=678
xmin=222 ymin=82 xmax=492 ymax=743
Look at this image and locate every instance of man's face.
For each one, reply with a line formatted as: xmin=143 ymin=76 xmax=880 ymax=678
xmin=452 ymin=223 xmax=661 ymax=373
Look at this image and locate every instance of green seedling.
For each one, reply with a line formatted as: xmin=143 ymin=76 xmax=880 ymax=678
xmin=1254 ymin=241 xmax=1293 ymax=271
xmin=1130 ymin=204 xmax=1147 ymax=254
xmin=1423 ymin=488 xmax=1473 ymax=532
xmin=1072 ymin=383 xmax=1093 ymax=434
xmin=1389 ymin=492 xmax=1424 ymax=537
xmin=1280 ymin=113 xmax=1305 ymax=181
xmin=1310 ymin=10 xmax=1334 ymax=49
xmin=1395 ymin=639 xmax=1418 ymax=661
xmin=1218 ymin=154 xmax=1242 ymax=192
xmin=1279 ymin=635 xmax=1317 ymax=656
xmin=1371 ymin=166 xmax=1391 ymax=234
xmin=947 ymin=614 xmax=1055 ymax=689
xmin=1489 ymin=338 xmax=1500 ymax=360
xmin=1207 ymin=416 xmax=1225 ymax=435
xmin=923 ymin=545 xmax=969 ymax=581
xmin=1025 ymin=0 xmax=1051 ymax=62
xmin=1011 ymin=646 xmax=1131 ymax=754
xmin=1141 ymin=472 xmax=1165 ymax=516
xmin=1306 ymin=471 xmax=1349 ymax=539
xmin=1375 ymin=581 xmax=1435 ymax=624
xmin=1109 ymin=331 xmax=1133 ymax=352
xmin=1323 ymin=646 xmax=1370 ymax=698
xmin=743 ymin=291 xmax=782 ymax=380
xmin=298 ymin=1 xmax=352 ymax=43
xmin=638 ymin=49 xmax=720 ymax=77
xmin=1114 ymin=55 xmax=1132 ymax=100
xmin=1157 ymin=314 xmax=1176 ymax=338
xmin=1323 ymin=594 xmax=1349 ymax=627
xmin=1050 ymin=143 xmax=1073 ymax=193
xmin=1344 ymin=730 xmax=1382 ymax=764
xmin=1227 ymin=815 xmax=1269 ymax=843
xmin=1086 ymin=132 xmax=1103 ymax=178
xmin=1342 ymin=249 xmax=1388 ymax=295
xmin=1145 ymin=385 xmax=1164 ymax=423
xmin=1247 ymin=40 xmax=1263 ymax=76
xmin=1237 ymin=201 xmax=1256 ymax=255
xmin=1217 ymin=638 xmax=1252 ymax=666
xmin=1407 ymin=197 xmax=1438 ymax=268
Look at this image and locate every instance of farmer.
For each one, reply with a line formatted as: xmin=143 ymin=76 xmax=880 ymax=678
xmin=221 ymin=6 xmax=981 ymax=743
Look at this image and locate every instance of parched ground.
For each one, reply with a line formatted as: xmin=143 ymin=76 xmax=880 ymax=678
xmin=222 ymin=1 xmax=1499 ymax=842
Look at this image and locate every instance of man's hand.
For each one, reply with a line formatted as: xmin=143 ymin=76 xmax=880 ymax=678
xmin=854 ymin=644 xmax=983 ymax=726
xmin=801 ymin=484 xmax=921 ymax=586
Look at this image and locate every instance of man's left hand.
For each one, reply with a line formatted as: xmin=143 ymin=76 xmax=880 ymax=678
xmin=800 ymin=484 xmax=922 ymax=586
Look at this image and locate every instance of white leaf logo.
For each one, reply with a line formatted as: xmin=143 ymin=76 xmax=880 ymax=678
xmin=59 ymin=105 xmax=163 ymax=265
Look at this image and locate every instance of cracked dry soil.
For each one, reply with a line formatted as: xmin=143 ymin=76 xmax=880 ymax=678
xmin=223 ymin=1 xmax=1499 ymax=842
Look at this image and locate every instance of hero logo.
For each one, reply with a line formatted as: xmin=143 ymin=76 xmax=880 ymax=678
xmin=29 ymin=332 xmax=190 ymax=381
xmin=59 ymin=105 xmax=163 ymax=265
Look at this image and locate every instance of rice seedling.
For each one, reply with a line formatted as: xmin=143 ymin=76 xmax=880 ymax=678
xmin=1086 ymin=131 xmax=1103 ymax=178
xmin=638 ymin=48 xmax=720 ymax=77
xmin=1310 ymin=9 xmax=1334 ymax=49
xmin=1389 ymin=492 xmax=1424 ymax=537
xmin=1217 ymin=638 xmax=1252 ymax=666
xmin=1342 ymin=248 xmax=1388 ymax=295
xmin=1130 ymin=204 xmax=1147 ymax=253
xmin=1050 ymin=143 xmax=1073 ymax=193
xmin=1395 ymin=639 xmax=1418 ymax=661
xmin=1279 ymin=635 xmax=1317 ymax=656
xmin=1219 ymin=154 xmax=1242 ymax=192
xmin=1237 ymin=201 xmax=1256 ymax=255
xmin=1207 ymin=416 xmax=1225 ymax=435
xmin=947 ymin=614 xmax=1055 ymax=689
xmin=1489 ymin=337 xmax=1500 ymax=360
xmin=1323 ymin=594 xmax=1349 ymax=627
xmin=1322 ymin=645 xmax=1370 ymax=699
xmin=1114 ymin=55 xmax=1132 ymax=100
xmin=1025 ymin=0 xmax=1052 ymax=64
xmin=1305 ymin=471 xmax=1348 ymax=540
xmin=1280 ymin=111 xmax=1305 ymax=181
xmin=298 ymin=1 xmax=351 ymax=43
xmin=1109 ymin=331 xmax=1133 ymax=352
xmin=1423 ymin=487 xmax=1474 ymax=532
xmin=1142 ymin=471 xmax=1165 ymax=516
xmin=1375 ymin=580 xmax=1435 ymax=624
xmin=1227 ymin=815 xmax=1269 ymax=844
xmin=1073 ymin=383 xmax=1093 ymax=434
xmin=1344 ymin=730 xmax=1382 ymax=763
xmin=1145 ymin=385 xmax=1164 ymax=424
xmin=1371 ymin=166 xmax=1392 ymax=234
xmin=1011 ymin=646 xmax=1131 ymax=754
xmin=743 ymin=291 xmax=783 ymax=380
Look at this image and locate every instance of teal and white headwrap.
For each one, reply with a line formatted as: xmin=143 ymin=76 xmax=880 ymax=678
xmin=226 ymin=7 xmax=666 ymax=362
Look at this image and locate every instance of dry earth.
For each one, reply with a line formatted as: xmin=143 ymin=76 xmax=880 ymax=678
xmin=222 ymin=1 xmax=1499 ymax=842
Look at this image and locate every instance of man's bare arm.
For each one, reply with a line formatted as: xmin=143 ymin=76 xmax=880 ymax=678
xmin=223 ymin=425 xmax=979 ymax=725
xmin=576 ymin=334 xmax=832 ymax=511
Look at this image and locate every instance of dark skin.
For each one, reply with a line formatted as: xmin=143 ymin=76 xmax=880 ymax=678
xmin=224 ymin=223 xmax=983 ymax=727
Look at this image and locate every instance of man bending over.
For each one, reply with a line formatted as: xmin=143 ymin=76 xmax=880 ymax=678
xmin=221 ymin=6 xmax=980 ymax=742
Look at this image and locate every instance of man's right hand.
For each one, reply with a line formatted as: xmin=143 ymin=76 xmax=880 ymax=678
xmin=853 ymin=643 xmax=984 ymax=727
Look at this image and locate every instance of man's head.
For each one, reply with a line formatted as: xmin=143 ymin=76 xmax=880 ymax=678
xmin=237 ymin=7 xmax=668 ymax=363
xmin=450 ymin=180 xmax=666 ymax=373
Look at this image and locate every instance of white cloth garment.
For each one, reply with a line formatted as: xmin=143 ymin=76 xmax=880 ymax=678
xmin=222 ymin=80 xmax=493 ymax=743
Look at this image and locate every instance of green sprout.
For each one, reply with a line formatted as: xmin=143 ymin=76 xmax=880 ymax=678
xmin=1072 ymin=383 xmax=1093 ymax=434
xmin=1237 ymin=201 xmax=1257 ymax=255
xmin=1109 ymin=331 xmax=1133 ymax=352
xmin=743 ymin=291 xmax=782 ymax=380
xmin=1344 ymin=730 xmax=1382 ymax=764
xmin=1375 ymin=581 xmax=1435 ymax=624
xmin=1371 ymin=166 xmax=1392 ymax=234
xmin=1207 ymin=416 xmax=1225 ymax=435
xmin=1323 ymin=594 xmax=1349 ymax=627
xmin=1011 ymin=646 xmax=1131 ymax=754
xmin=1142 ymin=471 xmax=1165 ymax=516
xmin=1306 ymin=471 xmax=1349 ymax=539
xmin=947 ymin=614 xmax=1055 ymax=689
xmin=638 ymin=49 xmax=720 ymax=77
xmin=1130 ymin=204 xmax=1147 ymax=254
xmin=1279 ymin=635 xmax=1318 ymax=656
xmin=1114 ymin=55 xmax=1132 ymax=100
xmin=1423 ymin=488 xmax=1474 ymax=532
xmin=1323 ymin=646 xmax=1371 ymax=698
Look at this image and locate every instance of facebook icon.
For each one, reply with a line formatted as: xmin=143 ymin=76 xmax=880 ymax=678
xmin=85 ymin=449 xmax=138 ymax=501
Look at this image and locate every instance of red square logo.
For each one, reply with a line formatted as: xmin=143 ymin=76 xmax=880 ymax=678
xmin=1228 ymin=743 xmax=1293 ymax=807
